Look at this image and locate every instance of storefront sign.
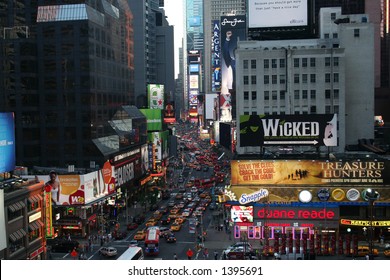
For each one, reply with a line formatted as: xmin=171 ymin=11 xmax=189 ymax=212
xmin=255 ymin=207 xmax=338 ymax=220
xmin=29 ymin=246 xmax=44 ymax=259
xmin=239 ymin=189 xmax=268 ymax=204
xmin=340 ymin=219 xmax=390 ymax=227
xmin=28 ymin=212 xmax=42 ymax=223
xmin=44 ymin=192 xmax=53 ymax=238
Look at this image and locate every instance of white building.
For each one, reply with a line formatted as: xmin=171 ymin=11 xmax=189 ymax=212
xmin=235 ymin=8 xmax=374 ymax=156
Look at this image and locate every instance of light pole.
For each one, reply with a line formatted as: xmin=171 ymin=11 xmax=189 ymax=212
xmin=363 ymin=188 xmax=380 ymax=260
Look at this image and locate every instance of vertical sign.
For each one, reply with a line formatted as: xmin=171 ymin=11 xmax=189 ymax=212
xmin=0 ymin=112 xmax=16 ymax=173
xmin=212 ymin=20 xmax=221 ymax=92
xmin=44 ymin=191 xmax=54 ymax=238
xmin=148 ymin=84 xmax=164 ymax=109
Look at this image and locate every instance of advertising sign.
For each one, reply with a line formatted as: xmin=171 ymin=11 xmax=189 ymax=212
xmin=231 ymin=206 xmax=253 ymax=223
xmin=189 ymin=64 xmax=199 ymax=73
xmin=220 ymin=15 xmax=246 ymax=122
xmin=212 ymin=20 xmax=221 ymax=92
xmin=189 ymin=91 xmax=198 ymax=105
xmin=147 ymin=84 xmax=164 ymax=109
xmin=164 ymin=102 xmax=175 ymax=124
xmin=140 ymin=109 xmax=163 ymax=131
xmin=239 ymin=114 xmax=338 ymax=147
xmin=248 ymin=0 xmax=308 ymax=28
xmin=189 ymin=75 xmax=199 ymax=89
xmin=0 ymin=112 xmax=15 ymax=173
xmin=231 ymin=160 xmax=388 ymax=185
xmin=148 ymin=132 xmax=162 ymax=161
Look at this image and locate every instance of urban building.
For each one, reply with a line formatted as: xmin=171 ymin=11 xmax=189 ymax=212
xmin=0 ymin=0 xmax=135 ymax=169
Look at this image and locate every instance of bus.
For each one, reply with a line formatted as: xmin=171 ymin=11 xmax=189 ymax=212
xmin=144 ymin=226 xmax=160 ymax=256
xmin=117 ymin=246 xmax=144 ymax=260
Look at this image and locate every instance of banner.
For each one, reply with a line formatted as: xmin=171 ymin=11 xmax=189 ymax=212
xmin=140 ymin=109 xmax=163 ymax=131
xmin=147 ymin=84 xmax=164 ymax=109
xmin=0 ymin=112 xmax=15 ymax=173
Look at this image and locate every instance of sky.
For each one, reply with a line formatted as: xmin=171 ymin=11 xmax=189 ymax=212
xmin=164 ymin=0 xmax=184 ymax=79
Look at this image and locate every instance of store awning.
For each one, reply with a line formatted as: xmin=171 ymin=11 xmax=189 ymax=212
xmin=29 ymin=220 xmax=44 ymax=231
xmin=28 ymin=194 xmax=43 ymax=204
xmin=9 ymin=228 xmax=27 ymax=242
xmin=8 ymin=201 xmax=26 ymax=212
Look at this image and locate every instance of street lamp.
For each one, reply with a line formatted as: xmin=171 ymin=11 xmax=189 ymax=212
xmin=363 ymin=188 xmax=380 ymax=260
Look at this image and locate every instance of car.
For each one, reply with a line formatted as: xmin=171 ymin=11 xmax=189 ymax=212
xmin=175 ymin=217 xmax=186 ymax=224
xmin=170 ymin=208 xmax=180 ymax=215
xmin=178 ymin=177 xmax=184 ymax=183
xmin=384 ymin=249 xmax=390 ymax=258
xmin=150 ymin=204 xmax=159 ymax=211
xmin=209 ymin=202 xmax=217 ymax=210
xmin=127 ymin=222 xmax=139 ymax=230
xmin=227 ymin=242 xmax=253 ymax=251
xmin=170 ymin=222 xmax=182 ymax=232
xmin=145 ymin=219 xmax=158 ymax=227
xmin=134 ymin=230 xmax=146 ymax=240
xmin=175 ymin=193 xmax=183 ymax=200
xmin=50 ymin=240 xmax=80 ymax=253
xmin=158 ymin=206 xmax=169 ymax=214
xmin=99 ymin=246 xmax=118 ymax=257
xmin=160 ymin=216 xmax=171 ymax=225
xmin=112 ymin=231 xmax=127 ymax=240
xmin=350 ymin=246 xmax=379 ymax=257
xmin=159 ymin=227 xmax=172 ymax=238
xmin=129 ymin=239 xmax=139 ymax=247
xmin=168 ymin=200 xmax=176 ymax=207
xmin=165 ymin=233 xmax=177 ymax=243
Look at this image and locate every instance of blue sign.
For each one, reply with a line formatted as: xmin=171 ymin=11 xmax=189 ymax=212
xmin=0 ymin=112 xmax=16 ymax=173
xmin=189 ymin=64 xmax=199 ymax=73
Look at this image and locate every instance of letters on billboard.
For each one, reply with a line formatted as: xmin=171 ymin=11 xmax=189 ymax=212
xmin=239 ymin=114 xmax=338 ymax=147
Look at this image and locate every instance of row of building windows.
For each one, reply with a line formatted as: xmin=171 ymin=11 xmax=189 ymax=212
xmin=243 ymin=104 xmax=339 ymax=115
xmin=243 ymin=73 xmax=339 ymax=85
xmin=243 ymin=89 xmax=339 ymax=101
xmin=243 ymin=57 xmax=340 ymax=70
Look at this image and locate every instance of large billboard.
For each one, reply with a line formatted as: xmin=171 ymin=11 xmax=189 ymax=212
xmin=220 ymin=15 xmax=246 ymax=122
xmin=205 ymin=93 xmax=218 ymax=120
xmin=0 ymin=112 xmax=15 ymax=173
xmin=239 ymin=114 xmax=337 ymax=147
xmin=248 ymin=0 xmax=308 ymax=28
xmin=231 ymin=159 xmax=389 ymax=186
xmin=140 ymin=109 xmax=163 ymax=131
xmin=212 ymin=20 xmax=221 ymax=92
xmin=147 ymin=84 xmax=164 ymax=109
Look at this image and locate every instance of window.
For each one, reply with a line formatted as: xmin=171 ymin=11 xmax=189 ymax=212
xmin=302 ymin=90 xmax=308 ymax=99
xmin=310 ymin=106 xmax=316 ymax=113
xmin=280 ymin=74 xmax=286 ymax=84
xmin=264 ymin=91 xmax=269 ymax=100
xmin=325 ymin=57 xmax=331 ymax=67
xmin=244 ymin=91 xmax=249 ymax=100
xmin=294 ymin=58 xmax=299 ymax=67
xmin=243 ymin=60 xmax=248 ymax=69
xmin=302 ymin=74 xmax=308 ymax=83
xmin=251 ymin=59 xmax=256 ymax=69
xmin=244 ymin=76 xmax=249 ymax=85
xmin=310 ymin=74 xmax=316 ymax=83
xmin=244 ymin=112 xmax=249 ymax=115
xmin=251 ymin=91 xmax=257 ymax=100
xmin=334 ymin=73 xmax=339 ymax=83
xmin=251 ymin=75 xmax=257 ymax=84
xmin=325 ymin=106 xmax=331 ymax=114
xmin=294 ymin=74 xmax=299 ymax=83
xmin=354 ymin=29 xmax=360 ymax=37
xmin=310 ymin=90 xmax=316 ymax=99
xmin=280 ymin=91 xmax=285 ymax=100
xmin=325 ymin=89 xmax=331 ymax=99
xmin=302 ymin=58 xmax=307 ymax=67
xmin=310 ymin=58 xmax=316 ymax=67
xmin=294 ymin=90 xmax=300 ymax=99
xmin=325 ymin=73 xmax=331 ymax=83
xmin=264 ymin=75 xmax=269 ymax=84
xmin=333 ymin=33 xmax=338 ymax=39
xmin=264 ymin=59 xmax=269 ymax=69
xmin=272 ymin=91 xmax=277 ymax=100
xmin=251 ymin=111 xmax=257 ymax=115
xmin=334 ymin=105 xmax=339 ymax=114
xmin=334 ymin=89 xmax=339 ymax=99
xmin=278 ymin=59 xmax=284 ymax=68
xmin=331 ymin=13 xmax=336 ymax=20
xmin=333 ymin=57 xmax=339 ymax=67
xmin=272 ymin=75 xmax=277 ymax=84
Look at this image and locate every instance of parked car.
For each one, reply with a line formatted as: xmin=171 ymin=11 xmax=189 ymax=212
xmin=99 ymin=246 xmax=118 ymax=257
xmin=127 ymin=222 xmax=139 ymax=230
xmin=50 ymin=240 xmax=80 ymax=253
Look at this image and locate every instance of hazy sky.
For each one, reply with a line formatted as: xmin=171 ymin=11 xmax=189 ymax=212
xmin=164 ymin=0 xmax=184 ymax=79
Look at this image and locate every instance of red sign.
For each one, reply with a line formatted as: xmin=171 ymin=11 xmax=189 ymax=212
xmin=256 ymin=208 xmax=337 ymax=220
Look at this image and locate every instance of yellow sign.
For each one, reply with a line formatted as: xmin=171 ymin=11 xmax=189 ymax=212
xmin=341 ymin=219 xmax=390 ymax=227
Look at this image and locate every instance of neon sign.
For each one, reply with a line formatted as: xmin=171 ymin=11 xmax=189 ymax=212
xmin=256 ymin=208 xmax=336 ymax=220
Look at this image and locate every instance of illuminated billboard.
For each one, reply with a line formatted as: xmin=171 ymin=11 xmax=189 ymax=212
xmin=231 ymin=206 xmax=253 ymax=223
xmin=239 ymin=114 xmax=338 ymax=147
xmin=189 ymin=64 xmax=199 ymax=73
xmin=189 ymin=90 xmax=198 ymax=105
xmin=212 ymin=20 xmax=221 ymax=92
xmin=140 ymin=109 xmax=163 ymax=131
xmin=0 ymin=112 xmax=15 ymax=173
xmin=147 ymin=84 xmax=164 ymax=109
xmin=189 ymin=75 xmax=199 ymax=89
xmin=248 ymin=0 xmax=308 ymax=28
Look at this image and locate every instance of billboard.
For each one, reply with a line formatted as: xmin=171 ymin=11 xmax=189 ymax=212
xmin=189 ymin=75 xmax=199 ymax=89
xmin=0 ymin=112 xmax=15 ymax=173
xmin=230 ymin=159 xmax=389 ymax=185
xmin=189 ymin=90 xmax=198 ymax=105
xmin=164 ymin=102 xmax=176 ymax=124
xmin=231 ymin=205 xmax=253 ymax=223
xmin=248 ymin=0 xmax=308 ymax=28
xmin=189 ymin=16 xmax=201 ymax=27
xmin=239 ymin=114 xmax=337 ymax=147
xmin=205 ymin=93 xmax=218 ymax=120
xmin=140 ymin=109 xmax=163 ymax=131
xmin=147 ymin=84 xmax=164 ymax=109
xmin=189 ymin=64 xmax=199 ymax=73
xmin=220 ymin=15 xmax=246 ymax=122
xmin=212 ymin=20 xmax=221 ymax=92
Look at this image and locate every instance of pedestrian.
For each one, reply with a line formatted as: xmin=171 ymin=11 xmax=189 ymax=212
xmin=186 ymin=248 xmax=194 ymax=260
xmin=203 ymin=247 xmax=209 ymax=259
xmin=214 ymin=250 xmax=219 ymax=260
xmin=222 ymin=251 xmax=227 ymax=260
xmin=174 ymin=253 xmax=178 ymax=260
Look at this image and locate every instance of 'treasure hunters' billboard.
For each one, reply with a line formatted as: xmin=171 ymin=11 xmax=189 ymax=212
xmin=0 ymin=112 xmax=15 ymax=173
xmin=239 ymin=114 xmax=337 ymax=147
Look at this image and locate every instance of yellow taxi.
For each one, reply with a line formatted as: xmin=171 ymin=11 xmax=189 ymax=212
xmin=350 ymin=246 xmax=379 ymax=257
xmin=134 ymin=230 xmax=146 ymax=240
xmin=145 ymin=219 xmax=158 ymax=227
xmin=384 ymin=249 xmax=390 ymax=258
xmin=170 ymin=208 xmax=180 ymax=215
xmin=170 ymin=222 xmax=182 ymax=232
xmin=175 ymin=217 xmax=186 ymax=224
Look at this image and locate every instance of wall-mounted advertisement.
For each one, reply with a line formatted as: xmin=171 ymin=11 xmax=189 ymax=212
xmin=147 ymin=84 xmax=164 ymax=109
xmin=205 ymin=93 xmax=218 ymax=120
xmin=239 ymin=114 xmax=338 ymax=147
xmin=220 ymin=15 xmax=246 ymax=122
xmin=248 ymin=0 xmax=308 ymax=28
xmin=0 ymin=112 xmax=15 ymax=173
xmin=164 ymin=102 xmax=176 ymax=124
xmin=231 ymin=205 xmax=253 ymax=223
xmin=189 ymin=90 xmax=199 ymax=105
xmin=140 ymin=109 xmax=163 ymax=131
xmin=189 ymin=64 xmax=199 ymax=73
xmin=212 ymin=20 xmax=221 ymax=92
xmin=148 ymin=132 xmax=163 ymax=161
xmin=189 ymin=75 xmax=199 ymax=89
xmin=189 ymin=16 xmax=201 ymax=27
xmin=231 ymin=159 xmax=389 ymax=185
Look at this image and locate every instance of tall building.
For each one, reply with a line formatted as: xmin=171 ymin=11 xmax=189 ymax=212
xmin=0 ymin=0 xmax=135 ymax=169
xmin=128 ymin=0 xmax=175 ymax=108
